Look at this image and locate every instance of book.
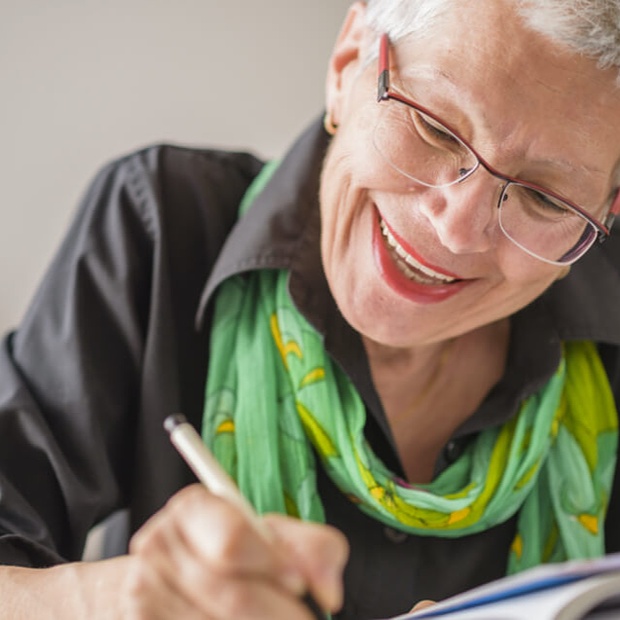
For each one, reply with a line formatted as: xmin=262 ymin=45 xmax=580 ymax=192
xmin=383 ymin=552 xmax=620 ymax=620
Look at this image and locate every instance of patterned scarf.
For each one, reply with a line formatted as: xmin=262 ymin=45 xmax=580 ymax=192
xmin=202 ymin=162 xmax=618 ymax=574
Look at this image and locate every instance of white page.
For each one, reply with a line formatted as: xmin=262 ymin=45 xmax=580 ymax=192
xmin=389 ymin=575 xmax=620 ymax=620
xmin=385 ymin=553 xmax=620 ymax=620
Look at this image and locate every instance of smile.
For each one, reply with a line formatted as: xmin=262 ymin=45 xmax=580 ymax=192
xmin=379 ymin=219 xmax=458 ymax=284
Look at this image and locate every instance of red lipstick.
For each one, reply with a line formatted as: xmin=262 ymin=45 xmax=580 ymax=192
xmin=381 ymin=217 xmax=461 ymax=280
xmin=372 ymin=211 xmax=469 ymax=303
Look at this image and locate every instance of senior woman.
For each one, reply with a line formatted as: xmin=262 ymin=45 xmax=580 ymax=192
xmin=1 ymin=0 xmax=620 ymax=618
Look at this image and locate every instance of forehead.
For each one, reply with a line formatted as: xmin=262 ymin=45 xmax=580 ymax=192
xmin=387 ymin=1 xmax=620 ymax=200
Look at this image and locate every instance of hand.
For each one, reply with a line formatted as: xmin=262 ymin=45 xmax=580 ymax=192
xmin=122 ymin=484 xmax=349 ymax=619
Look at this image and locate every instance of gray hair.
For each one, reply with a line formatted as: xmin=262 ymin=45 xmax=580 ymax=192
xmin=364 ymin=0 xmax=620 ymax=75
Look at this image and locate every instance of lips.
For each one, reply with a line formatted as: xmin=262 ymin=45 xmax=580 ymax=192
xmin=380 ymin=219 xmax=459 ymax=284
xmin=372 ymin=210 xmax=469 ymax=303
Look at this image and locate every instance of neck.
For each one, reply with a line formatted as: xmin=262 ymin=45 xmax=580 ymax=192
xmin=362 ymin=336 xmax=455 ymax=382
xmin=363 ymin=319 xmax=511 ymax=427
xmin=362 ymin=320 xmax=511 ymax=483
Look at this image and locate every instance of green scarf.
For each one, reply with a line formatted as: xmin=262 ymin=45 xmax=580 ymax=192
xmin=202 ymin=162 xmax=618 ymax=575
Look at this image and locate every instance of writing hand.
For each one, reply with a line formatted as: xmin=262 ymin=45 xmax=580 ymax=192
xmin=123 ymin=484 xmax=349 ymax=619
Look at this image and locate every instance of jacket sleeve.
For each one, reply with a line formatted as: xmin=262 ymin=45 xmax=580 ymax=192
xmin=0 ymin=145 xmax=262 ymax=566
xmin=0 ymin=155 xmax=157 ymax=565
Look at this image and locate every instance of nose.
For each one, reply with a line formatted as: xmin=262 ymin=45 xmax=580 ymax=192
xmin=416 ymin=171 xmax=500 ymax=255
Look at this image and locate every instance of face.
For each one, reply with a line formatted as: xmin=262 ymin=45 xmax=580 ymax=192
xmin=320 ymin=1 xmax=620 ymax=350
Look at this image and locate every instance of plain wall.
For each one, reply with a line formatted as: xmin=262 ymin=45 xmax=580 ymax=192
xmin=1 ymin=0 xmax=350 ymax=332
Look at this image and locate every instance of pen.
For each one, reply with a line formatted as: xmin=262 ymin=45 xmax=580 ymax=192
xmin=164 ymin=413 xmax=327 ymax=620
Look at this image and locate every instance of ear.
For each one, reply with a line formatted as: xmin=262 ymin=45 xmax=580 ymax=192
xmin=325 ymin=2 xmax=370 ymax=127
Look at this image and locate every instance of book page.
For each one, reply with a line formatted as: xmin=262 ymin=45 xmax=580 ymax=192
xmin=387 ymin=574 xmax=620 ymax=620
xmin=385 ymin=553 xmax=620 ymax=620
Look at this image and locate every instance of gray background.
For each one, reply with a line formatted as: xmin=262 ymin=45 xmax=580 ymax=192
xmin=1 ymin=1 xmax=350 ymax=332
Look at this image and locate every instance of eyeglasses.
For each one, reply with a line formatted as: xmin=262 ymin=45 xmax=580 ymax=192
xmin=374 ymin=33 xmax=619 ymax=265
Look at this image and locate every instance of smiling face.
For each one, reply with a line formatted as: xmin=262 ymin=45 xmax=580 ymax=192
xmin=319 ymin=1 xmax=620 ymax=350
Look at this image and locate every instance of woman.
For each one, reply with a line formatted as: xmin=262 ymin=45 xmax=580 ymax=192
xmin=0 ymin=0 xmax=619 ymax=618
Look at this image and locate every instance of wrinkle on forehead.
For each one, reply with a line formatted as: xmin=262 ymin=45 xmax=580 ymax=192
xmin=388 ymin=3 xmax=620 ymax=205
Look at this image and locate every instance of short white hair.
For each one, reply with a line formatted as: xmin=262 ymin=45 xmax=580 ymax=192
xmin=364 ymin=0 xmax=453 ymax=42
xmin=364 ymin=0 xmax=620 ymax=77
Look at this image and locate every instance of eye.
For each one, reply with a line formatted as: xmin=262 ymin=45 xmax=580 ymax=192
xmin=411 ymin=109 xmax=459 ymax=146
xmin=513 ymin=185 xmax=576 ymax=222
xmin=528 ymin=189 xmax=571 ymax=215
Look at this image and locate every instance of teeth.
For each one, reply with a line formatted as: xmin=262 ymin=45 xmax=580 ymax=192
xmin=380 ymin=219 xmax=456 ymax=283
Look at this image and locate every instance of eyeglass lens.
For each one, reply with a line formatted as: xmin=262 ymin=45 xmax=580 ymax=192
xmin=373 ymin=100 xmax=598 ymax=265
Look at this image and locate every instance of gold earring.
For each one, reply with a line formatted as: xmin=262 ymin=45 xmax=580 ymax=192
xmin=323 ymin=112 xmax=339 ymax=136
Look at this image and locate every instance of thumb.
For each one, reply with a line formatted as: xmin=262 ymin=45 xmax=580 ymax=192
xmin=263 ymin=514 xmax=349 ymax=614
xmin=411 ymin=599 xmax=437 ymax=612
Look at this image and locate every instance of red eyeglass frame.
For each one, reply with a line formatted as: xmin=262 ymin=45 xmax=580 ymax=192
xmin=376 ymin=33 xmax=619 ymax=246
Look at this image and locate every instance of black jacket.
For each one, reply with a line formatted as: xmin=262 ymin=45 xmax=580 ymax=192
xmin=1 ymin=118 xmax=619 ymax=619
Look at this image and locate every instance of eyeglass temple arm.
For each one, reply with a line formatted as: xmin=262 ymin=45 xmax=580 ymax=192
xmin=377 ymin=33 xmax=390 ymax=102
xmin=602 ymin=189 xmax=620 ymax=237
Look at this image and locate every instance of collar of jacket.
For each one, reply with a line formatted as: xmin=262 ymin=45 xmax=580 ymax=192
xmin=196 ymin=115 xmax=620 ymax=349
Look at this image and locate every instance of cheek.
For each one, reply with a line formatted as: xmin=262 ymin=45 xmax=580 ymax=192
xmin=318 ymin=150 xmax=379 ymax=301
xmin=319 ymin=140 xmax=368 ymax=252
xmin=319 ymin=127 xmax=404 ymax=231
xmin=494 ymin=249 xmax=566 ymax=308
xmin=319 ymin=151 xmax=352 ymax=261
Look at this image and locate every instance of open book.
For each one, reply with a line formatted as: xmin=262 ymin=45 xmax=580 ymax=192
xmin=383 ymin=552 xmax=620 ymax=620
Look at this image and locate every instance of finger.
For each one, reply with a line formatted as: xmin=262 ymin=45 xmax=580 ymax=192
xmin=132 ymin=505 xmax=239 ymax=616
xmin=410 ymin=599 xmax=437 ymax=611
xmin=122 ymin=553 xmax=208 ymax=620
xmin=184 ymin=572 xmax=319 ymax=620
xmin=131 ymin=486 xmax=308 ymax=610
xmin=167 ymin=486 xmax=307 ymax=591
xmin=128 ymin=512 xmax=220 ymax=619
xmin=263 ymin=513 xmax=349 ymax=613
xmin=131 ymin=519 xmax=317 ymax=620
